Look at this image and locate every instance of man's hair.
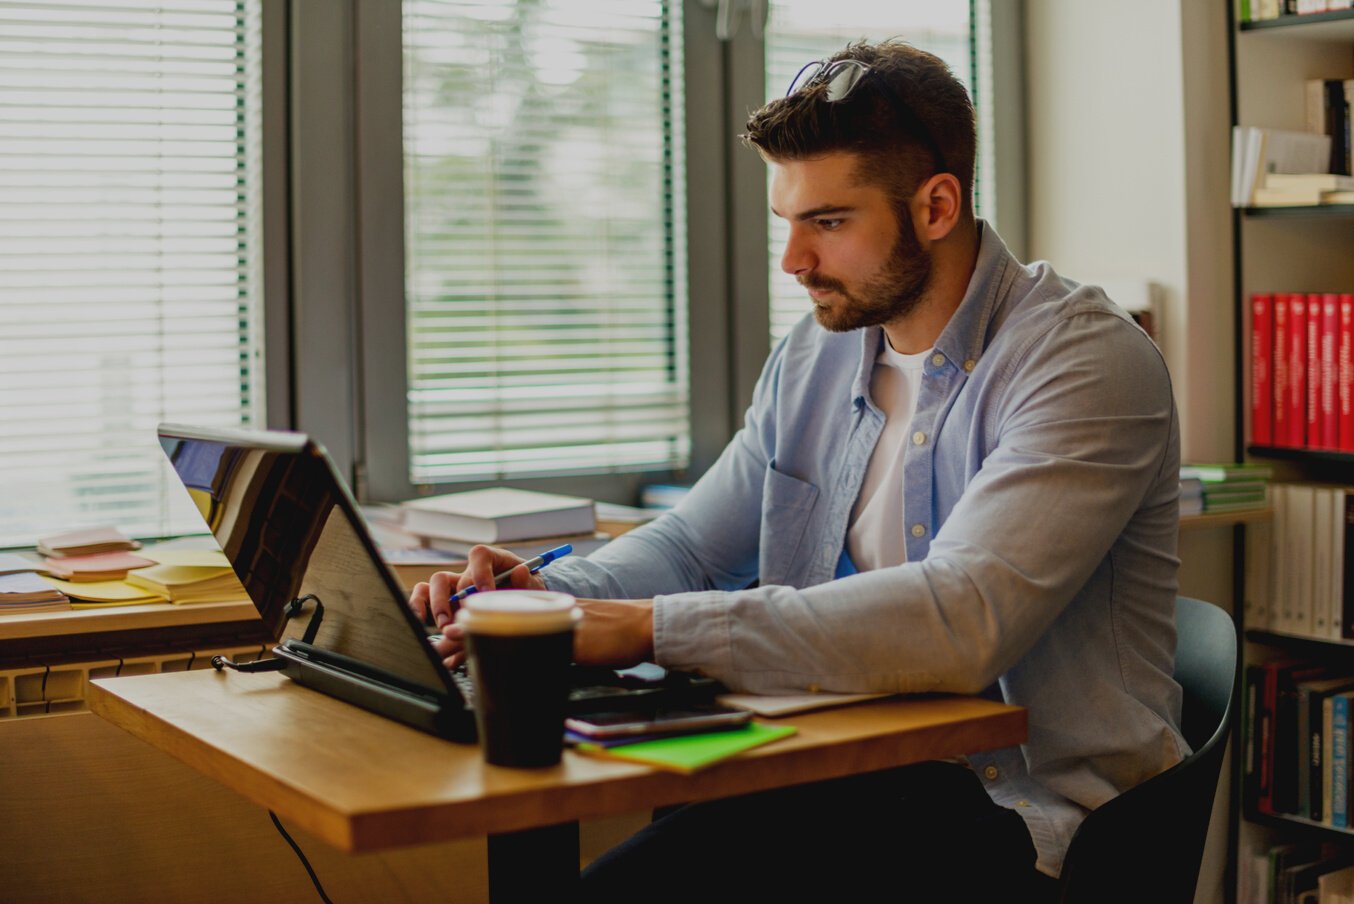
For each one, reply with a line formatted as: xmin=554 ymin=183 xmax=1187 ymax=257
xmin=742 ymin=40 xmax=976 ymax=215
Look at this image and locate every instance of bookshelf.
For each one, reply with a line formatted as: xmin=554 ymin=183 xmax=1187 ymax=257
xmin=1180 ymin=508 xmax=1273 ymax=532
xmin=1242 ymin=204 xmax=1354 ymax=218
xmin=1231 ymin=5 xmax=1354 ymax=897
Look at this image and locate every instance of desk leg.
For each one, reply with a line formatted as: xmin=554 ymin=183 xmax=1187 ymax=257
xmin=486 ymin=820 xmax=579 ymax=903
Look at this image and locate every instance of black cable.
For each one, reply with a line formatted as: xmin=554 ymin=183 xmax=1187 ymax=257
xmin=269 ymin=810 xmax=334 ymax=904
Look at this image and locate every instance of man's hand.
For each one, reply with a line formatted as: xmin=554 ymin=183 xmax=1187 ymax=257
xmin=408 ymin=544 xmax=546 ymax=668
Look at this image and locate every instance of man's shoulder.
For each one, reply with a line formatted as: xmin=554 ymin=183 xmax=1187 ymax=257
xmin=995 ymin=261 xmax=1150 ymax=353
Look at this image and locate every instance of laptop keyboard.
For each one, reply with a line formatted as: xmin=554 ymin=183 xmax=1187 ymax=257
xmin=450 ymin=664 xmax=476 ymax=706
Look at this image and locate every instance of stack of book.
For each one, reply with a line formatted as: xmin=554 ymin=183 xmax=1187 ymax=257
xmin=1247 ymin=483 xmax=1353 ymax=641
xmin=35 ymin=526 xmax=168 ymax=608
xmin=399 ymin=487 xmax=609 ymax=558
xmin=124 ymin=546 xmax=248 ymax=605
xmin=1179 ymin=478 xmax=1205 ymax=517
xmin=1253 ymin=173 xmax=1354 ymax=208
xmin=1231 ymin=126 xmax=1331 ymax=206
xmin=1248 ymin=292 xmax=1354 ymax=451
xmin=1179 ymin=463 xmax=1272 ymax=514
xmin=0 ymin=552 xmax=70 ymax=615
xmin=1241 ymin=0 xmax=1354 ymax=26
xmin=1239 ymin=838 xmax=1354 ymax=904
xmin=1245 ymin=660 xmax=1354 ymax=827
xmin=41 ymin=550 xmax=156 ymax=582
xmin=37 ymin=525 xmax=141 ymax=558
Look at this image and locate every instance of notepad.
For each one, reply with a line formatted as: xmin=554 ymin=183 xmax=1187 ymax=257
xmin=44 ymin=577 xmax=167 ymax=607
xmin=573 ymin=723 xmax=796 ymax=773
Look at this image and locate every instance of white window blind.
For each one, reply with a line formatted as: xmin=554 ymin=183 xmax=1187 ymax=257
xmin=0 ymin=1 xmax=264 ymax=546
xmin=765 ymin=1 xmax=975 ymax=342
xmin=403 ymin=0 xmax=688 ymax=483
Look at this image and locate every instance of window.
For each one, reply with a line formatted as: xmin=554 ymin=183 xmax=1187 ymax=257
xmin=0 ymin=0 xmax=264 ymax=546
xmin=764 ymin=1 xmax=977 ymax=342
xmin=402 ymin=0 xmax=688 ymax=484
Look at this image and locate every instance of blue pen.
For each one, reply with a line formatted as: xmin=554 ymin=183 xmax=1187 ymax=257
xmin=448 ymin=543 xmax=573 ymax=605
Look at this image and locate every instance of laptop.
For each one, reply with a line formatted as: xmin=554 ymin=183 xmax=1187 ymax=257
xmin=156 ymin=423 xmax=718 ymax=742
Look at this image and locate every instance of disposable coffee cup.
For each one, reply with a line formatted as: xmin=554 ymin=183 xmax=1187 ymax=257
xmin=456 ymin=591 xmax=581 ymax=768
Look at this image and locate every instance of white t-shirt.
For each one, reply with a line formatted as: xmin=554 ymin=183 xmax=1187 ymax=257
xmin=846 ymin=340 xmax=930 ymax=572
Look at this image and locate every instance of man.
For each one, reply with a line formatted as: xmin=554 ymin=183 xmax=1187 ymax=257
xmin=411 ymin=40 xmax=1184 ymax=900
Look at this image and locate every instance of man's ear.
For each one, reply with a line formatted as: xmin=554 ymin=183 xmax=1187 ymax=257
xmin=914 ymin=172 xmax=964 ymax=242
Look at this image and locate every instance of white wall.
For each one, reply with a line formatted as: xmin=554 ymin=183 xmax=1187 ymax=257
xmin=1024 ymin=3 xmax=1236 ymax=903
xmin=1025 ymin=0 xmax=1234 ymax=463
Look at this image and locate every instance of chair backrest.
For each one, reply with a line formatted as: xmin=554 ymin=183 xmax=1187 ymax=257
xmin=1056 ymin=596 xmax=1237 ymax=904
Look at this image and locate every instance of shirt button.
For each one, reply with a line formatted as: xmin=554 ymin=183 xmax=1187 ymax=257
xmin=983 ymin=765 xmax=999 ymax=780
xmin=1016 ymin=799 xmax=1030 ymax=808
xmin=806 ymin=683 xmax=821 ymax=694
xmin=930 ymin=353 xmax=945 ymax=367
xmin=963 ymin=359 xmax=976 ymax=373
xmin=910 ymin=524 xmax=926 ymax=538
xmin=911 ymin=431 xmax=926 ymax=446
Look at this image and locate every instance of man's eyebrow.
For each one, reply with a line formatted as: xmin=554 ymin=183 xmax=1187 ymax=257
xmin=769 ymin=204 xmax=855 ymax=222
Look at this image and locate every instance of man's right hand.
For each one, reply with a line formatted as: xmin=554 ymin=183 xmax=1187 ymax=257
xmin=407 ymin=544 xmax=547 ymax=668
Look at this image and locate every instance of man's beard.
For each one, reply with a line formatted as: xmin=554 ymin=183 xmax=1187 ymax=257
xmin=800 ymin=219 xmax=933 ymax=333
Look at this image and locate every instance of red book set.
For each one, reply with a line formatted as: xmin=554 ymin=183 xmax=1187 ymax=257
xmin=1249 ymin=292 xmax=1354 ymax=452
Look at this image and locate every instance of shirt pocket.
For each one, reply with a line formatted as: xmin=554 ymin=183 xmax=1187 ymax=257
xmin=759 ymin=463 xmax=820 ymax=585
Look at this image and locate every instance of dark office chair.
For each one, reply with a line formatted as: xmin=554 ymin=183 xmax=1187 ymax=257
xmin=1056 ymin=596 xmax=1237 ymax=904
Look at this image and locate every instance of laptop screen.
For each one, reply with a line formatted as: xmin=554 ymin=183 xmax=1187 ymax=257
xmin=158 ymin=426 xmax=451 ymax=697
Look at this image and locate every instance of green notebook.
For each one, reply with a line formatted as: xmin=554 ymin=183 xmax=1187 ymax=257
xmin=575 ymin=723 xmax=796 ymax=773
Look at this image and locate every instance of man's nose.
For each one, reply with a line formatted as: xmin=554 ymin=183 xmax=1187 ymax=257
xmin=781 ymin=225 xmax=815 ymax=276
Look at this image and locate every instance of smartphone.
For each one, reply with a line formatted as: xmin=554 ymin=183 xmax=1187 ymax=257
xmin=564 ymin=702 xmax=752 ymax=739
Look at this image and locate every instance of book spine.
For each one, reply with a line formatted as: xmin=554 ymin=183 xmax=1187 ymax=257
xmin=1294 ymin=486 xmax=1317 ymax=638
xmin=1260 ymin=663 xmax=1278 ymax=815
xmin=1316 ymin=489 xmax=1335 ymax=642
xmin=1325 ymin=695 xmax=1337 ymax=824
xmin=1347 ymin=79 xmax=1354 ymax=177
xmin=1278 ymin=667 xmax=1321 ymax=813
xmin=1246 ymin=665 xmax=1262 ymax=808
xmin=1324 ymin=294 xmax=1340 ymax=450
xmin=1335 ymin=693 xmax=1350 ymax=828
xmin=1330 ymin=79 xmax=1352 ymax=176
xmin=1308 ymin=79 xmax=1331 ymax=137
xmin=1300 ymin=685 xmax=1314 ymax=816
xmin=1275 ymin=485 xmax=1291 ymax=635
xmin=1275 ymin=297 xmax=1291 ymax=447
xmin=1346 ymin=491 xmax=1354 ymax=645
xmin=1253 ymin=293 xmax=1275 ymax=446
xmin=1333 ymin=490 xmax=1347 ymax=641
xmin=1341 ymin=295 xmax=1354 ymax=452
xmin=1309 ymin=294 xmax=1324 ymax=449
xmin=1312 ymin=688 xmax=1326 ymax=822
xmin=1290 ymin=294 xmax=1308 ymax=449
xmin=1246 ymin=521 xmax=1273 ymax=632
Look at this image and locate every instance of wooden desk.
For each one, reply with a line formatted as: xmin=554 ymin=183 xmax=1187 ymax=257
xmin=90 ymin=669 xmax=1026 ymax=900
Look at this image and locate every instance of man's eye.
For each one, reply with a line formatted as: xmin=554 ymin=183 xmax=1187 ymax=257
xmin=815 ymin=218 xmax=843 ymax=231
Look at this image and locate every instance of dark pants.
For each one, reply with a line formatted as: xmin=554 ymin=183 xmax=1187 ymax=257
xmin=580 ymin=761 xmax=1059 ymax=903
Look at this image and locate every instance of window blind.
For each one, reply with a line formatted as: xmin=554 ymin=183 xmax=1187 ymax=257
xmin=765 ymin=1 xmax=974 ymax=342
xmin=403 ymin=0 xmax=689 ymax=483
xmin=0 ymin=0 xmax=263 ymax=546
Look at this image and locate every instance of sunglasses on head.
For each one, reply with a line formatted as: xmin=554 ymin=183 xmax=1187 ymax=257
xmin=786 ymin=58 xmax=949 ymax=176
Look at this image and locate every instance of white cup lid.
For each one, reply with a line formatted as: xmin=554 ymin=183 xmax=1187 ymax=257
xmin=455 ymin=590 xmax=580 ymax=635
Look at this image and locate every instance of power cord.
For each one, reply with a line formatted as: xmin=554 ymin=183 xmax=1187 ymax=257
xmin=269 ymin=810 xmax=334 ymax=904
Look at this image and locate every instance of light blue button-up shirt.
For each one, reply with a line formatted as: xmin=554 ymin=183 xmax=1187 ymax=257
xmin=545 ymin=222 xmax=1186 ymax=876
